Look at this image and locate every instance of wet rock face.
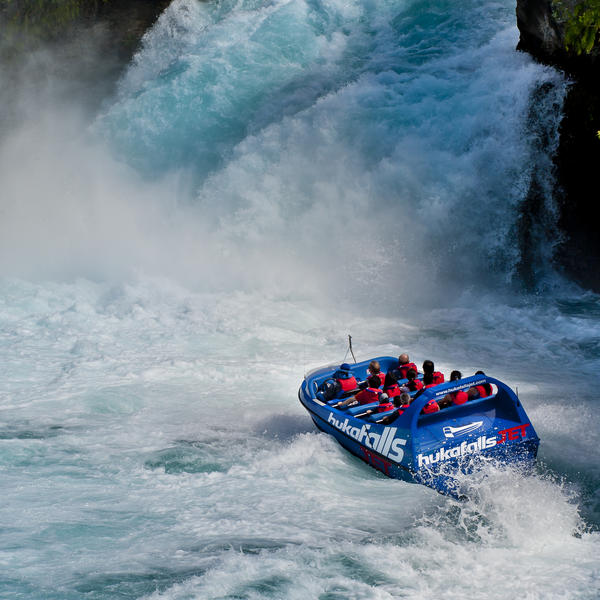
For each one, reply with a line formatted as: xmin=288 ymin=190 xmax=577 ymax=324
xmin=516 ymin=0 xmax=600 ymax=292
xmin=91 ymin=0 xmax=173 ymax=62
xmin=0 ymin=0 xmax=172 ymax=63
xmin=0 ymin=0 xmax=173 ymax=130
xmin=516 ymin=0 xmax=564 ymax=60
xmin=553 ymin=78 xmax=600 ymax=292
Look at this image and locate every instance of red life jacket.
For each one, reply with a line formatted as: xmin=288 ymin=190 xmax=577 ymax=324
xmin=422 ymin=400 xmax=440 ymax=414
xmin=451 ymin=390 xmax=469 ymax=405
xmin=368 ymin=371 xmax=385 ymax=386
xmin=475 ymin=383 xmax=492 ymax=398
xmin=337 ymin=376 xmax=358 ymax=392
xmin=432 ymin=371 xmax=444 ymax=385
xmin=355 ymin=387 xmax=381 ymax=405
xmin=396 ymin=362 xmax=418 ymax=379
xmin=406 ymin=379 xmax=424 ymax=392
xmin=377 ymin=402 xmax=395 ymax=413
xmin=384 ymin=383 xmax=402 ymax=398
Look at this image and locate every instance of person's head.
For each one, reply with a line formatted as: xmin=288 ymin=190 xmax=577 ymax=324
xmin=406 ymin=368 xmax=417 ymax=381
xmin=450 ymin=370 xmax=462 ymax=381
xmin=423 ymin=373 xmax=434 ymax=386
xmin=340 ymin=363 xmax=351 ymax=373
xmin=367 ymin=375 xmax=381 ymax=388
xmin=398 ymin=353 xmax=410 ymax=365
xmin=399 ymin=392 xmax=411 ymax=406
xmin=384 ymin=372 xmax=398 ymax=388
xmin=422 ymin=360 xmax=434 ymax=374
xmin=475 ymin=370 xmax=485 ymax=376
xmin=379 ymin=393 xmax=390 ymax=404
xmin=369 ymin=360 xmax=381 ymax=374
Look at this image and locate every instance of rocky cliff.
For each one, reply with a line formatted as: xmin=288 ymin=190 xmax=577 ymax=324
xmin=516 ymin=0 xmax=600 ymax=291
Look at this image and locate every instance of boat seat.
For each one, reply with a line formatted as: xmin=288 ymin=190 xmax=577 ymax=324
xmin=369 ymin=409 xmax=396 ymax=422
xmin=346 ymin=402 xmax=379 ymax=417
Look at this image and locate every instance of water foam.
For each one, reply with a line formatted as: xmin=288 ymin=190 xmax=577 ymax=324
xmin=1 ymin=0 xmax=599 ymax=597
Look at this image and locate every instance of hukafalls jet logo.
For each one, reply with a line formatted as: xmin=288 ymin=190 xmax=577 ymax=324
xmin=443 ymin=421 xmax=484 ymax=438
xmin=418 ymin=424 xmax=531 ymax=467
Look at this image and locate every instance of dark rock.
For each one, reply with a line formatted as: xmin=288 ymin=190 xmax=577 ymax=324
xmin=553 ymin=78 xmax=600 ymax=291
xmin=87 ymin=0 xmax=173 ymax=63
xmin=516 ymin=0 xmax=564 ymax=60
xmin=0 ymin=0 xmax=172 ymax=129
xmin=516 ymin=0 xmax=600 ymax=292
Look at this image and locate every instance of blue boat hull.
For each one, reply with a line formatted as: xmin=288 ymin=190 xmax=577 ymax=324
xmin=299 ymin=356 xmax=540 ymax=497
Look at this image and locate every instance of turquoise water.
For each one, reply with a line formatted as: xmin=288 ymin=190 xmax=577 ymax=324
xmin=1 ymin=0 xmax=599 ymax=598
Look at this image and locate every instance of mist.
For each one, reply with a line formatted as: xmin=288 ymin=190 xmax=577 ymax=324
xmin=0 ymin=0 xmax=567 ymax=309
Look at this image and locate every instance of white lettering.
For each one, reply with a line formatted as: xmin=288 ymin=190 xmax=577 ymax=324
xmin=369 ymin=432 xmax=381 ymax=450
xmin=327 ymin=410 xmax=406 ymax=462
xmin=382 ymin=428 xmax=396 ymax=456
xmin=359 ymin=424 xmax=371 ymax=445
xmin=486 ymin=437 xmax=497 ymax=449
xmin=388 ymin=437 xmax=406 ymax=462
xmin=416 ymin=434 xmax=500 ymax=467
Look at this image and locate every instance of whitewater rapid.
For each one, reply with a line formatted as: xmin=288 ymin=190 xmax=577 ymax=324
xmin=1 ymin=0 xmax=599 ymax=597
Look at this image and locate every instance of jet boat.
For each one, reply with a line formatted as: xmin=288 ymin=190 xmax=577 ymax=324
xmin=298 ymin=356 xmax=539 ymax=497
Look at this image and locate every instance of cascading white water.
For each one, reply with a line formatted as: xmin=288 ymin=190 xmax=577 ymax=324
xmin=1 ymin=0 xmax=599 ymax=597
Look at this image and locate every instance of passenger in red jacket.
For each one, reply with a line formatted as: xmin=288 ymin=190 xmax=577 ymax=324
xmin=401 ymin=368 xmax=423 ymax=393
xmin=333 ymin=375 xmax=382 ymax=408
xmin=332 ymin=363 xmax=358 ymax=393
xmin=423 ymin=359 xmax=444 ymax=385
xmin=422 ymin=400 xmax=440 ymax=414
xmin=382 ymin=372 xmax=402 ymax=399
xmin=468 ymin=371 xmax=493 ymax=399
xmin=413 ymin=373 xmax=441 ymax=413
xmin=438 ymin=370 xmax=469 ymax=409
xmin=380 ymin=393 xmax=412 ymax=424
xmin=393 ymin=353 xmax=418 ymax=380
xmin=367 ymin=360 xmax=386 ymax=387
xmin=363 ymin=393 xmax=396 ymax=417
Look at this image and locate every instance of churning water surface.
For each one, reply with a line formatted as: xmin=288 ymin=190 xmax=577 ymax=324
xmin=1 ymin=0 xmax=599 ymax=598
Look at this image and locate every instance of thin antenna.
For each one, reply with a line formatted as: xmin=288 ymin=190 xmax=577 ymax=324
xmin=348 ymin=335 xmax=357 ymax=364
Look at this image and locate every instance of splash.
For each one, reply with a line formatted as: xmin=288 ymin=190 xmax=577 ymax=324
xmin=1 ymin=0 xmax=567 ymax=304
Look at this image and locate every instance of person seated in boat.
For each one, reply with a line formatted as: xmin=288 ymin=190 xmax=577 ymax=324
xmin=438 ymin=370 xmax=468 ymax=409
xmin=332 ymin=363 xmax=358 ymax=394
xmin=382 ymin=372 xmax=402 ymax=399
xmin=317 ymin=363 xmax=357 ymax=400
xmin=413 ymin=373 xmax=437 ymax=396
xmin=467 ymin=371 xmax=493 ymax=400
xmin=412 ymin=373 xmax=441 ymax=413
xmin=380 ymin=393 xmax=412 ymax=424
xmin=400 ymin=368 xmax=423 ymax=393
xmin=362 ymin=392 xmax=395 ymax=417
xmin=422 ymin=398 xmax=440 ymax=414
xmin=333 ymin=375 xmax=382 ymax=409
xmin=392 ymin=353 xmax=418 ymax=380
xmin=367 ymin=360 xmax=386 ymax=386
xmin=423 ymin=359 xmax=444 ymax=385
